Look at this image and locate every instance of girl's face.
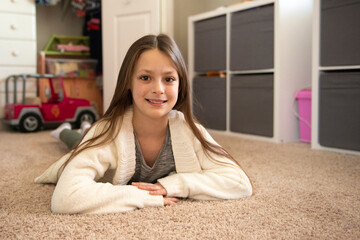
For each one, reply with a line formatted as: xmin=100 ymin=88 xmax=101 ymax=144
xmin=130 ymin=49 xmax=179 ymax=122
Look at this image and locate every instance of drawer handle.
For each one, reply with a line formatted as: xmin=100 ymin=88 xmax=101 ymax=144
xmin=11 ymin=0 xmax=18 ymax=3
xmin=10 ymin=24 xmax=18 ymax=30
xmin=12 ymin=51 xmax=20 ymax=57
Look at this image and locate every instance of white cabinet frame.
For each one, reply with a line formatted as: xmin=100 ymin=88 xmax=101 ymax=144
xmin=189 ymin=0 xmax=313 ymax=143
xmin=311 ymin=0 xmax=360 ymax=156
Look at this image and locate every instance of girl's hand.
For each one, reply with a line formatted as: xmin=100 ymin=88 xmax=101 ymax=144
xmin=131 ymin=182 xmax=167 ymax=195
xmin=164 ymin=196 xmax=181 ymax=206
xmin=131 ymin=182 xmax=181 ymax=206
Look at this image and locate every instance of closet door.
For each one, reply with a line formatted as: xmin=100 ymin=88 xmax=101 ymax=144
xmin=102 ymin=0 xmax=160 ymax=111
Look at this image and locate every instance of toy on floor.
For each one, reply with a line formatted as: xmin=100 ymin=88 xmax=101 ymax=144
xmin=3 ymin=74 xmax=98 ymax=132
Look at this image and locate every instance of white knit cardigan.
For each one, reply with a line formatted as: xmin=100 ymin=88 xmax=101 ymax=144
xmin=35 ymin=108 xmax=252 ymax=214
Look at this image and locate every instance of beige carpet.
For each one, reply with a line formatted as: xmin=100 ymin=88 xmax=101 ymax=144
xmin=0 ymin=129 xmax=359 ymax=240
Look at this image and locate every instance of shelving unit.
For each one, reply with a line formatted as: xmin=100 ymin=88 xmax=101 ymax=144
xmin=312 ymin=0 xmax=360 ymax=155
xmin=188 ymin=0 xmax=313 ymax=143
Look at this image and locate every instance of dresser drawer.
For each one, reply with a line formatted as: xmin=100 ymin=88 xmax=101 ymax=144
xmin=0 ymin=66 xmax=36 ymax=82
xmin=0 ymin=12 xmax=36 ymax=40
xmin=0 ymin=0 xmax=35 ymax=15
xmin=0 ymin=39 xmax=36 ymax=66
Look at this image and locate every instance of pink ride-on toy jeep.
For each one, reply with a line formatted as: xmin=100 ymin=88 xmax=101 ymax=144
xmin=4 ymin=74 xmax=99 ymax=132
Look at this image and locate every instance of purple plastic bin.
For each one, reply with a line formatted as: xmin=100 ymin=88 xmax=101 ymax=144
xmin=296 ymin=89 xmax=312 ymax=143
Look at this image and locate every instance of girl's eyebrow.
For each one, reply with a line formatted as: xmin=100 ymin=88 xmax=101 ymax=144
xmin=138 ymin=69 xmax=153 ymax=73
xmin=137 ymin=69 xmax=177 ymax=75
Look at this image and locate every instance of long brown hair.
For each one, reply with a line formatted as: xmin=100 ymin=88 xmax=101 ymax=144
xmin=61 ymin=34 xmax=237 ymax=173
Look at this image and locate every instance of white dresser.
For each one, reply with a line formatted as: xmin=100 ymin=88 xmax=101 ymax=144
xmin=0 ymin=0 xmax=37 ymax=118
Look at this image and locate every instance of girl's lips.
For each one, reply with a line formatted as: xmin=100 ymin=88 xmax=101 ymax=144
xmin=145 ymin=99 xmax=168 ymax=106
xmin=146 ymin=99 xmax=168 ymax=104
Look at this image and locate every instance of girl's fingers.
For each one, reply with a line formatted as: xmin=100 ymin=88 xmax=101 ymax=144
xmin=131 ymin=182 xmax=167 ymax=195
xmin=132 ymin=182 xmax=179 ymax=205
xmin=149 ymin=189 xmax=167 ymax=195
xmin=164 ymin=197 xmax=180 ymax=206
xmin=132 ymin=182 xmax=159 ymax=190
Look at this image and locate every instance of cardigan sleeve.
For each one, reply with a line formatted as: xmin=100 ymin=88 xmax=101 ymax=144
xmin=36 ymin=124 xmax=164 ymax=214
xmin=51 ymin=143 xmax=164 ymax=214
xmin=157 ymin=125 xmax=253 ymax=200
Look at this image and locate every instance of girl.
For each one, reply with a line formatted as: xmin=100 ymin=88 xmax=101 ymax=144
xmin=35 ymin=34 xmax=252 ymax=214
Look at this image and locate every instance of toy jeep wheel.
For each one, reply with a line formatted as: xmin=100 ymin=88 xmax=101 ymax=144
xmin=76 ymin=111 xmax=95 ymax=128
xmin=19 ymin=114 xmax=41 ymax=132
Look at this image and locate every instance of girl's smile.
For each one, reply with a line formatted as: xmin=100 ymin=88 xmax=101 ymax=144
xmin=146 ymin=98 xmax=168 ymax=106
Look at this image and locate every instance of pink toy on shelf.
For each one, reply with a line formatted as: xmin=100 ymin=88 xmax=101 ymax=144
xmin=56 ymin=43 xmax=90 ymax=53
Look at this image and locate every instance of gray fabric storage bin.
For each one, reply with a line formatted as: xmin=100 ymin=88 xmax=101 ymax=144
xmin=320 ymin=0 xmax=360 ymax=66
xmin=193 ymin=77 xmax=226 ymax=130
xmin=230 ymin=4 xmax=274 ymax=71
xmin=319 ymin=71 xmax=360 ymax=151
xmin=194 ymin=16 xmax=226 ymax=72
xmin=230 ymin=74 xmax=273 ymax=137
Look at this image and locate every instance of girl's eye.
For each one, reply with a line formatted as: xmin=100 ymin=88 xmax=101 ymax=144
xmin=165 ymin=77 xmax=175 ymax=82
xmin=140 ymin=75 xmax=150 ymax=81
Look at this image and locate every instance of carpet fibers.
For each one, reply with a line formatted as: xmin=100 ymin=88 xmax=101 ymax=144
xmin=0 ymin=129 xmax=359 ymax=239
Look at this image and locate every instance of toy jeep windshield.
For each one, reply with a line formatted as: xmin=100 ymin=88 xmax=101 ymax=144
xmin=4 ymin=74 xmax=98 ymax=132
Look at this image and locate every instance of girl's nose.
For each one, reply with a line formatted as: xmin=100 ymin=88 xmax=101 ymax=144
xmin=152 ymin=79 xmax=164 ymax=94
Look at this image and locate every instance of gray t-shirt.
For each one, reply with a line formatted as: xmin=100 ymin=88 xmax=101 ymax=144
xmin=128 ymin=127 xmax=176 ymax=184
